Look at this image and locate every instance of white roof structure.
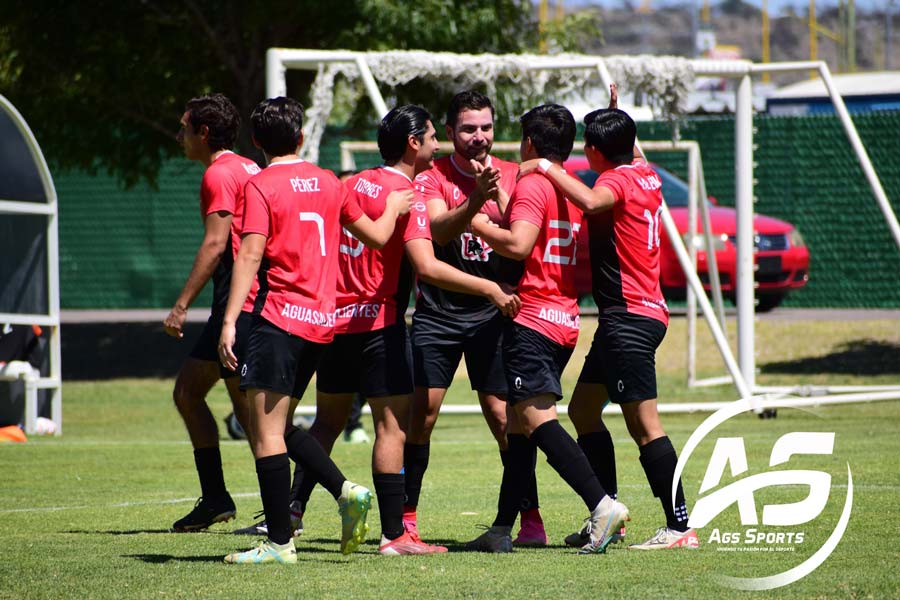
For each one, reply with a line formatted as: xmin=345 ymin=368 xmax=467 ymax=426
xmin=770 ymin=71 xmax=900 ymax=99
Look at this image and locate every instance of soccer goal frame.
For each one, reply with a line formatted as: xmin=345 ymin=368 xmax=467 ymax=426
xmin=0 ymin=95 xmax=63 ymax=435
xmin=268 ymin=49 xmax=900 ymax=413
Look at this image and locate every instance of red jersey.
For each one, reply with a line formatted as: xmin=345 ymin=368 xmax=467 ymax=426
xmin=241 ymin=159 xmax=364 ymax=342
xmin=413 ymin=155 xmax=522 ymax=320
xmin=335 ymin=166 xmax=431 ymax=334
xmin=510 ymin=173 xmax=584 ymax=348
xmin=199 ymin=151 xmax=261 ymax=314
xmin=588 ymin=160 xmax=669 ymax=326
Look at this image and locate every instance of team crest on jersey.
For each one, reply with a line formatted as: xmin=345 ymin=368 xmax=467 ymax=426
xmin=460 ymin=232 xmax=492 ymax=262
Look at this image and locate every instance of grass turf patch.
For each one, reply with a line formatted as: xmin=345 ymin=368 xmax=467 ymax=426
xmin=0 ymin=316 xmax=897 ymax=598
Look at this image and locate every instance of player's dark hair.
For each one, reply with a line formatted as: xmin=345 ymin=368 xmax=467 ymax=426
xmin=185 ymin=93 xmax=240 ymax=152
xmin=519 ymin=104 xmax=576 ymax=162
xmin=250 ymin=97 xmax=304 ymax=157
xmin=377 ymin=104 xmax=431 ymax=163
xmin=445 ymin=90 xmax=495 ymax=128
xmin=583 ymin=108 xmax=636 ymax=165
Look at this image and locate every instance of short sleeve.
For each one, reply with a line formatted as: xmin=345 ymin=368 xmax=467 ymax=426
xmin=240 ymin=180 xmax=270 ymax=237
xmin=414 ymin=169 xmax=446 ymax=206
xmin=595 ymin=170 xmax=627 ymax=204
xmin=402 ymin=197 xmax=431 ymax=242
xmin=339 ymin=186 xmax=365 ymax=225
xmin=509 ymin=175 xmax=550 ymax=229
xmin=200 ymin=166 xmax=238 ymax=216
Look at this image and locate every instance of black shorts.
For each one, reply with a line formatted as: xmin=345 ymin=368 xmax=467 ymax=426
xmin=411 ymin=307 xmax=506 ymax=394
xmin=316 ymin=323 xmax=413 ymax=398
xmin=239 ymin=317 xmax=324 ymax=398
xmin=503 ymin=321 xmax=573 ymax=405
xmin=189 ymin=311 xmax=253 ymax=379
xmin=578 ymin=312 xmax=667 ymax=404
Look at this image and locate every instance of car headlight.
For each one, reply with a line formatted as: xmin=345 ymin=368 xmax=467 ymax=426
xmin=789 ymin=228 xmax=806 ymax=248
xmin=681 ymin=232 xmax=727 ymax=251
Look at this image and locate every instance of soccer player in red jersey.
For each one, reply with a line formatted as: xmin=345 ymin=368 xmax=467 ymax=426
xmin=519 ymin=103 xmax=698 ymax=550
xmin=216 ymin=97 xmax=413 ymax=564
xmin=405 ymin=91 xmax=546 ymax=546
xmin=165 ymin=93 xmax=261 ymax=533
xmin=466 ymin=104 xmax=629 ymax=554
xmin=301 ymin=105 xmax=520 ymax=556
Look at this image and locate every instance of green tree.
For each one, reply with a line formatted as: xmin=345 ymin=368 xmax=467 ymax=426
xmin=2 ymin=0 xmax=538 ymax=186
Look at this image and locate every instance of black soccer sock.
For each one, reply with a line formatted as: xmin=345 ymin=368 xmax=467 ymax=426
xmin=255 ymin=453 xmax=292 ymax=545
xmin=289 ymin=463 xmax=305 ymax=507
xmin=403 ymin=442 xmax=430 ymax=509
xmin=194 ymin=447 xmax=228 ymax=500
xmin=294 ymin=469 xmax=318 ymax=514
xmin=507 ymin=434 xmax=539 ymax=512
xmin=373 ymin=473 xmax=406 ymax=540
xmin=284 ymin=427 xmax=344 ymax=499
xmin=578 ymin=431 xmax=618 ymax=500
xmin=530 ymin=420 xmax=606 ymax=512
xmin=493 ymin=436 xmax=534 ymax=528
xmin=639 ymin=436 xmax=690 ymax=532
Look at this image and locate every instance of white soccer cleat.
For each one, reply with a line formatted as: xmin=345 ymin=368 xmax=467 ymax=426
xmin=578 ymin=496 xmax=631 ymax=555
xmin=628 ymin=526 xmax=699 ymax=550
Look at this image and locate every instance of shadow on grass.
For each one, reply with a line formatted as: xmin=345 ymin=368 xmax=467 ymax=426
xmin=760 ymin=340 xmax=900 ymax=376
xmin=64 ymin=529 xmax=173 ymax=535
xmin=126 ymin=554 xmax=223 ymax=564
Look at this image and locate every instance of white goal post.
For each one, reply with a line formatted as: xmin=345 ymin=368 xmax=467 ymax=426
xmin=268 ymin=49 xmax=900 ymax=413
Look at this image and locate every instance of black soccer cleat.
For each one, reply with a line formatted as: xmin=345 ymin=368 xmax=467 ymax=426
xmin=172 ymin=495 xmax=236 ymax=532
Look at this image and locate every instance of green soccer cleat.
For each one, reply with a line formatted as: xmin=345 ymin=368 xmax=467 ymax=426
xmin=224 ymin=539 xmax=297 ymax=564
xmin=338 ymin=480 xmax=372 ymax=555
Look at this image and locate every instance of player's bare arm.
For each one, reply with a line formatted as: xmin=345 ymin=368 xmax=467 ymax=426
xmin=471 ymin=215 xmax=540 ymax=261
xmin=517 ymin=162 xmax=617 ymax=215
xmin=345 ymin=188 xmax=414 ymax=249
xmin=217 ymin=232 xmax=264 ymax=371
xmin=164 ymin=210 xmax=233 ymax=338
xmin=426 ymin=166 xmax=500 ymax=246
xmin=405 ymin=237 xmax=521 ymax=317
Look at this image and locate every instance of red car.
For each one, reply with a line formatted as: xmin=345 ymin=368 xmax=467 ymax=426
xmin=565 ymin=157 xmax=810 ymax=311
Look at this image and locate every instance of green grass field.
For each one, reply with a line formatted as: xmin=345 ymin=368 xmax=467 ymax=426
xmin=1 ymin=316 xmax=898 ymax=599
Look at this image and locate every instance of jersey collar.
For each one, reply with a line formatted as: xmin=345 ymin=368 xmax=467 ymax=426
xmin=449 ymin=154 xmax=493 ymax=178
xmin=267 ymin=158 xmax=305 ymax=168
xmin=381 ymin=165 xmax=413 ymax=182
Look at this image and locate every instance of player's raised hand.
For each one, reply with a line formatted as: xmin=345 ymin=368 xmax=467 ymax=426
xmin=163 ymin=306 xmax=187 ymax=338
xmin=218 ymin=321 xmax=238 ymax=371
xmin=385 ymin=188 xmax=415 ymax=217
xmin=608 ymin=82 xmax=618 ymax=109
xmin=487 ymin=283 xmax=522 ymax=318
xmin=471 ymin=160 xmax=500 ymax=203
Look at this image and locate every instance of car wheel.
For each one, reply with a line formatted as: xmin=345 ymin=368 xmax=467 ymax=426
xmin=755 ymin=293 xmax=787 ymax=313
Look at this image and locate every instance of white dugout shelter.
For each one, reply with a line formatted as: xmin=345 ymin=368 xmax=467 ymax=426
xmin=266 ymin=49 xmax=900 ymax=414
xmin=0 ymin=95 xmax=62 ymax=435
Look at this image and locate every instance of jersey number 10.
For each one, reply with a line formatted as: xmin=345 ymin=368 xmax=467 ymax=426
xmin=644 ymin=207 xmax=662 ymax=250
